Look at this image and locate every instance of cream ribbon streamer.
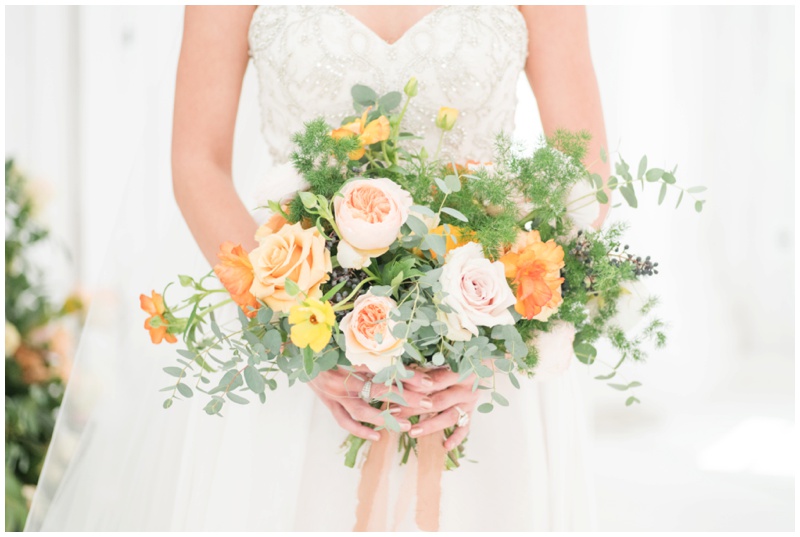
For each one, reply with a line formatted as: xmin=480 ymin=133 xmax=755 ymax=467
xmin=353 ymin=416 xmax=446 ymax=532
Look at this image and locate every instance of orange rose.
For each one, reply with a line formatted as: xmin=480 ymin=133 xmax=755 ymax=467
xmin=255 ymin=210 xmax=289 ymax=243
xmin=213 ymin=242 xmax=259 ymax=318
xmin=499 ymin=230 xmax=565 ymax=321
xmin=248 ymin=222 xmax=332 ymax=313
xmin=330 ymin=106 xmax=390 ymax=160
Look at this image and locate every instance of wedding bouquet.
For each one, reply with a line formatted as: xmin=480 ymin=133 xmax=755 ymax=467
xmin=141 ymin=78 xmax=705 ymax=468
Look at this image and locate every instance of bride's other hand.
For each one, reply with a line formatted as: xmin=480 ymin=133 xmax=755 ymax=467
xmin=408 ymin=368 xmax=483 ymax=450
xmin=309 ymin=368 xmax=435 ymax=441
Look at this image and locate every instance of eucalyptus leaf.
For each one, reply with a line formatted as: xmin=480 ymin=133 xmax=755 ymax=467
xmin=573 ymin=342 xmax=597 ymax=365
xmin=227 ymin=392 xmax=250 ymax=404
xmin=177 ymin=383 xmax=193 ymax=398
xmin=491 ymin=392 xmax=509 ymax=406
xmin=244 ymin=365 xmax=266 ymax=394
xmin=619 ymin=184 xmax=638 ymax=208
xmin=284 ymin=278 xmax=302 ymax=297
xmin=444 ymin=174 xmax=461 ymax=193
xmin=163 ymin=367 xmax=185 ymax=378
xmin=440 ymin=206 xmax=468 ymax=222
xmin=378 ymin=91 xmax=402 ymax=112
xmin=637 ymin=156 xmax=647 ymax=180
xmin=351 ymin=84 xmax=378 ymax=106
xmin=477 ymin=402 xmax=494 ymax=414
xmin=658 ymin=182 xmax=667 ymax=205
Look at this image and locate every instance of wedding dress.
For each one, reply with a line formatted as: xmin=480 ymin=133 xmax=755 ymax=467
xmin=26 ymin=5 xmax=596 ymax=531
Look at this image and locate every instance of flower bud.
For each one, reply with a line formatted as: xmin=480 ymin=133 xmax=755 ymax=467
xmin=436 ymin=107 xmax=459 ymax=131
xmin=404 ymin=77 xmax=419 ymax=97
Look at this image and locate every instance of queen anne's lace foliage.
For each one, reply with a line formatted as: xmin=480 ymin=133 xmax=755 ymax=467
xmin=248 ymin=5 xmax=529 ymax=164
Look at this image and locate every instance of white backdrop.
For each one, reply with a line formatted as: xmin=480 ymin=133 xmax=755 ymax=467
xmin=4 ymin=5 xmax=795 ymax=531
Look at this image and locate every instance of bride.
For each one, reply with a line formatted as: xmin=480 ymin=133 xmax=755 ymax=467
xmin=26 ymin=5 xmax=609 ymax=531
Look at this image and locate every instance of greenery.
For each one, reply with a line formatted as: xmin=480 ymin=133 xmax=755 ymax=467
xmin=149 ymin=80 xmax=704 ymax=470
xmin=5 ymin=159 xmax=85 ymax=531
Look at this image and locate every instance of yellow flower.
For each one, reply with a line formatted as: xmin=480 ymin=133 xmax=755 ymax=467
xmin=288 ymin=298 xmax=336 ymax=352
xmin=436 ymin=107 xmax=459 ymax=131
xmin=330 ymin=106 xmax=390 ymax=160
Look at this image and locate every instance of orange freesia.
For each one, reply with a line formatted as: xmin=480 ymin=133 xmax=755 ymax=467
xmin=330 ymin=107 xmax=390 ymax=160
xmin=499 ymin=230 xmax=565 ymax=321
xmin=140 ymin=290 xmax=177 ymax=344
xmin=428 ymin=225 xmax=472 ymax=260
xmin=213 ymin=242 xmax=260 ymax=318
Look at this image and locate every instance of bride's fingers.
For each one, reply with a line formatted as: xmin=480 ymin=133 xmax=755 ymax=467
xmin=398 ymin=369 xmax=435 ymax=392
xmin=370 ymin=382 xmax=433 ymax=410
xmin=340 ymin=398 xmax=412 ymax=432
xmin=444 ymin=423 xmax=470 ymax=451
xmin=427 ymin=368 xmax=475 ymax=391
xmin=428 ymin=384 xmax=479 ymax=413
xmin=408 ymin=403 xmax=475 ymax=439
xmin=329 ymin=401 xmax=380 ymax=441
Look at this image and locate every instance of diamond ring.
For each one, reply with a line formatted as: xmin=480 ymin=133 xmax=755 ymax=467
xmin=360 ymin=380 xmax=374 ymax=403
xmin=454 ymin=406 xmax=470 ymax=428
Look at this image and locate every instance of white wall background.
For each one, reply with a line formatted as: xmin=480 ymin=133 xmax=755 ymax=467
xmin=4 ymin=5 xmax=795 ymax=531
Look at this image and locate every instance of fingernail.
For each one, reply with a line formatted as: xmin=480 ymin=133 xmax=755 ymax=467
xmin=389 ymin=406 xmax=402 ymax=415
xmin=400 ymin=421 xmax=411 ymax=432
xmin=369 ymin=433 xmax=380 ymax=442
xmin=420 ymin=397 xmax=433 ymax=410
xmin=409 ymin=426 xmax=423 ymax=438
xmin=421 ymin=376 xmax=433 ymax=388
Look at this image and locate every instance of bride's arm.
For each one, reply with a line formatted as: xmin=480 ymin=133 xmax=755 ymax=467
xmin=173 ymin=7 xmax=431 ymax=440
xmin=519 ymin=6 xmax=611 ymax=229
xmin=172 ymin=6 xmax=260 ymax=266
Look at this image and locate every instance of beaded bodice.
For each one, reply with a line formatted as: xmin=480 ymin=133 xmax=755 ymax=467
xmin=248 ymin=5 xmax=529 ymax=164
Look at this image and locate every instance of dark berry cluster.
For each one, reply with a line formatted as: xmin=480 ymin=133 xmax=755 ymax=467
xmin=327 ymin=266 xmax=368 ymax=319
xmin=608 ymin=244 xmax=659 ymax=276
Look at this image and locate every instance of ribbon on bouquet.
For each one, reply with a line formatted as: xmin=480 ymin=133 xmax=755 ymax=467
xmin=353 ymin=414 xmax=446 ymax=531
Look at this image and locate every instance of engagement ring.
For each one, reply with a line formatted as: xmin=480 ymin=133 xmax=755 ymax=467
xmin=360 ymin=380 xmax=374 ymax=403
xmin=454 ymin=406 xmax=470 ymax=428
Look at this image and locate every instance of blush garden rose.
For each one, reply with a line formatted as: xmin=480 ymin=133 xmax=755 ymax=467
xmin=438 ymin=242 xmax=516 ymax=341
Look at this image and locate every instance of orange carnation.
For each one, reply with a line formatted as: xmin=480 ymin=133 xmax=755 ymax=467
xmin=213 ymin=242 xmax=260 ymax=318
xmin=499 ymin=230 xmax=565 ymax=321
xmin=140 ymin=290 xmax=177 ymax=344
xmin=330 ymin=106 xmax=390 ymax=160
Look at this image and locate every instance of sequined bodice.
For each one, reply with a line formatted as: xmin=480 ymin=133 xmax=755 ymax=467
xmin=248 ymin=5 xmax=529 ymax=164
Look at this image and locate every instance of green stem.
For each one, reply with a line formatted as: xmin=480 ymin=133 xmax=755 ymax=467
xmin=434 ymin=130 xmax=445 ymax=162
xmin=332 ymin=277 xmax=377 ymax=311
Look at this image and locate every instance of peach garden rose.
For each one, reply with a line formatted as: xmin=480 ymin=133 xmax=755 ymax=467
xmin=339 ymin=292 xmax=405 ymax=372
xmin=248 ymin=222 xmax=332 ymax=313
xmin=334 ymin=178 xmax=413 ymax=269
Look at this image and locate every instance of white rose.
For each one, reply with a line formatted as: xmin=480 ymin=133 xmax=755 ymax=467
xmin=586 ymin=279 xmax=651 ymax=333
xmin=565 ymin=178 xmax=602 ymax=235
xmin=531 ymin=321 xmax=576 ymax=381
xmin=439 ymin=242 xmax=516 ymax=340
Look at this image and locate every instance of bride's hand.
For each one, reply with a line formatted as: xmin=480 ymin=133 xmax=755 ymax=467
xmin=308 ymin=367 xmax=435 ymax=442
xmin=406 ymin=368 xmax=483 ymax=451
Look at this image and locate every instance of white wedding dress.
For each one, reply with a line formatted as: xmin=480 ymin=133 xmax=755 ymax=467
xmin=26 ymin=5 xmax=596 ymax=531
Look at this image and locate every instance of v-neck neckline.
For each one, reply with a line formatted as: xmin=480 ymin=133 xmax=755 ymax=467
xmin=331 ymin=5 xmax=449 ymax=48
